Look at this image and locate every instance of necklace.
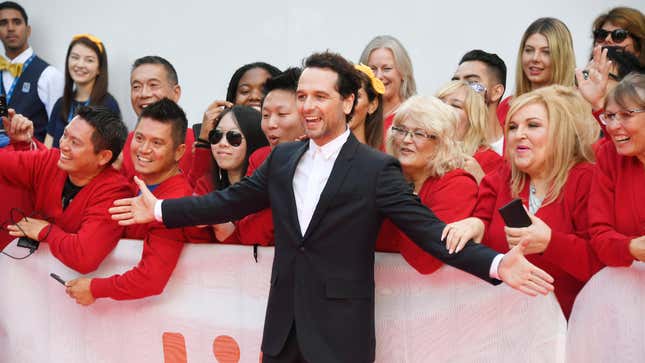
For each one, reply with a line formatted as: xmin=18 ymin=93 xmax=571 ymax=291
xmin=529 ymin=183 xmax=543 ymax=214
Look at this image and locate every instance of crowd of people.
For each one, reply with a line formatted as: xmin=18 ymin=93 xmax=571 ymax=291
xmin=0 ymin=1 xmax=644 ymax=361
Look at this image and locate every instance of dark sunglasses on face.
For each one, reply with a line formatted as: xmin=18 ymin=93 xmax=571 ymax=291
xmin=208 ymin=129 xmax=243 ymax=147
xmin=594 ymin=28 xmax=630 ymax=43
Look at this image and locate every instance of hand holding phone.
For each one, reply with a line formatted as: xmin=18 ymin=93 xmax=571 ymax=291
xmin=498 ymin=199 xmax=532 ymax=228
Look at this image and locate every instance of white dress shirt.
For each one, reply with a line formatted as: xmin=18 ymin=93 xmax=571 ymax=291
xmin=2 ymin=47 xmax=64 ymax=118
xmin=293 ymin=128 xmax=350 ymax=235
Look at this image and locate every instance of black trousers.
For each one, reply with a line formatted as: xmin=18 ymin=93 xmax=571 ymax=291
xmin=262 ymin=323 xmax=308 ymax=363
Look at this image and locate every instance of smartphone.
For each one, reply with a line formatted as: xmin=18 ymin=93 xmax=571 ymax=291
xmin=50 ymin=273 xmax=66 ymax=286
xmin=498 ymin=198 xmax=532 ymax=228
xmin=0 ymin=95 xmax=7 ymax=118
xmin=192 ymin=123 xmax=202 ymax=141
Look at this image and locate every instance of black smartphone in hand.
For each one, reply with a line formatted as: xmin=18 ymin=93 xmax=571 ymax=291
xmin=50 ymin=273 xmax=66 ymax=286
xmin=498 ymin=198 xmax=532 ymax=228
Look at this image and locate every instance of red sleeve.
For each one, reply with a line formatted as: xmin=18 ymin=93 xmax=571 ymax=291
xmin=588 ymin=145 xmax=636 ymax=266
xmin=473 ymin=149 xmax=504 ymax=176
xmin=0 ymin=145 xmax=47 ymax=188
xmin=187 ymin=146 xmax=212 ymax=188
xmin=233 ymin=208 xmax=274 ymax=246
xmin=40 ymin=179 xmax=131 ymax=274
xmin=90 ymin=227 xmax=184 ymax=300
xmin=496 ymin=96 xmax=511 ymax=128
xmin=392 ymin=170 xmax=478 ymax=274
xmin=540 ymin=165 xmax=604 ymax=280
xmin=472 ymin=168 xmax=504 ymax=229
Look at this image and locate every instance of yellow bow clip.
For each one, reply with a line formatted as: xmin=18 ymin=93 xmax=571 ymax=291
xmin=72 ymin=33 xmax=104 ymax=54
xmin=354 ymin=63 xmax=385 ymax=95
xmin=0 ymin=56 xmax=23 ymax=77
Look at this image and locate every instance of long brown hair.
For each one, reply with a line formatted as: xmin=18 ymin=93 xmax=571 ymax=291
xmin=60 ymin=36 xmax=109 ymax=121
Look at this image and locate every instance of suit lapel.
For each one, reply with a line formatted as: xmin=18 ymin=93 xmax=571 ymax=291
xmin=303 ymin=134 xmax=359 ymax=240
xmin=287 ymin=142 xmax=309 ymax=238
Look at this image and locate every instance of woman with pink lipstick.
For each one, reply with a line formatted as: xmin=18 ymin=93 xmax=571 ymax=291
xmin=497 ymin=18 xmax=576 ymax=126
xmin=374 ymin=95 xmax=478 ymax=268
xmin=443 ymin=85 xmax=603 ymax=318
xmin=359 ymin=35 xmax=416 ymax=135
xmin=435 ymin=80 xmax=503 ymax=182
xmin=589 ymin=73 xmax=645 ymax=267
xmin=45 ymin=34 xmax=120 ymax=148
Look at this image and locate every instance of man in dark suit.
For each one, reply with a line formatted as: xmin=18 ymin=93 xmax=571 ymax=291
xmin=110 ymin=52 xmax=554 ymax=363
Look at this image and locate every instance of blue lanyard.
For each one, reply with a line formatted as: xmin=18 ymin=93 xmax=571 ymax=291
xmin=67 ymin=99 xmax=90 ymax=123
xmin=1 ymin=54 xmax=36 ymax=103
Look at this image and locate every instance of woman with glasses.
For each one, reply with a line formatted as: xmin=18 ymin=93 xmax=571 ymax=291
xmin=436 ymin=80 xmax=503 ymax=183
xmin=591 ymin=7 xmax=644 ymax=67
xmin=443 ymin=86 xmax=603 ymax=318
xmin=589 ymin=73 xmax=645 ymax=267
xmin=193 ymin=105 xmax=268 ymax=242
xmin=375 ymin=95 xmax=478 ymax=270
xmin=498 ymin=18 xmax=576 ymax=125
xmin=359 ymin=35 xmax=416 ymax=135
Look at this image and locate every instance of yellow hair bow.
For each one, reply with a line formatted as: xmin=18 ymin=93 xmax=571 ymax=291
xmin=72 ymin=33 xmax=104 ymax=54
xmin=354 ymin=63 xmax=385 ymax=95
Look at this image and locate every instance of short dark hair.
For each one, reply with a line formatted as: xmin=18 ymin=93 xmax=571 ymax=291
xmin=459 ymin=49 xmax=507 ymax=90
xmin=138 ymin=98 xmax=187 ymax=148
xmin=132 ymin=55 xmax=178 ymax=85
xmin=0 ymin=1 xmax=28 ymax=24
xmin=261 ymin=67 xmax=301 ymax=108
xmin=225 ymin=62 xmax=282 ymax=104
xmin=302 ymin=51 xmax=361 ymax=121
xmin=76 ymin=106 xmax=127 ymax=165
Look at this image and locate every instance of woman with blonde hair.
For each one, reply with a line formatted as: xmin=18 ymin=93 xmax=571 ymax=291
xmin=436 ymin=80 xmax=503 ymax=181
xmin=443 ymin=85 xmax=603 ymax=318
xmin=375 ymin=95 xmax=478 ymax=275
xmin=359 ymin=35 xmax=417 ymax=133
xmin=498 ymin=18 xmax=576 ymax=124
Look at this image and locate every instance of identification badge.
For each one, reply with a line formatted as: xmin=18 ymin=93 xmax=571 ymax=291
xmin=22 ymin=82 xmax=30 ymax=93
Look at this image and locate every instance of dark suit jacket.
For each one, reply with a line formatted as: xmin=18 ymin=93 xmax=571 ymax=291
xmin=163 ymin=133 xmax=501 ymax=363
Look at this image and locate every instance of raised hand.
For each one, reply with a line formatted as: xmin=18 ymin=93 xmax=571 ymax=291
xmin=109 ymin=176 xmax=158 ymax=226
xmin=441 ymin=217 xmax=485 ymax=254
xmin=498 ymin=240 xmax=554 ymax=296
xmin=199 ymin=100 xmax=234 ymax=141
xmin=576 ymin=45 xmax=611 ymax=111
xmin=2 ymin=108 xmax=34 ymax=142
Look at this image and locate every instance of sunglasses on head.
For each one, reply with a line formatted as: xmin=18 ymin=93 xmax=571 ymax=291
xmin=208 ymin=129 xmax=243 ymax=147
xmin=594 ymin=28 xmax=630 ymax=43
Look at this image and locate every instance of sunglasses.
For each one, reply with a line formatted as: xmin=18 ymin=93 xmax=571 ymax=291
xmin=593 ymin=28 xmax=630 ymax=43
xmin=208 ymin=129 xmax=243 ymax=147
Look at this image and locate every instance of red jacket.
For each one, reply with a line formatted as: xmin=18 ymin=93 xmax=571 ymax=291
xmin=0 ymin=144 xmax=131 ymax=273
xmin=375 ymin=169 xmax=478 ymax=273
xmin=589 ymin=141 xmax=645 ymax=266
xmin=91 ymin=174 xmax=211 ymax=300
xmin=473 ymin=163 xmax=603 ymax=318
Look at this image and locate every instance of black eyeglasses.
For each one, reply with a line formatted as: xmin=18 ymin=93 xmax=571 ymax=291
xmin=594 ymin=28 xmax=630 ymax=43
xmin=208 ymin=129 xmax=243 ymax=147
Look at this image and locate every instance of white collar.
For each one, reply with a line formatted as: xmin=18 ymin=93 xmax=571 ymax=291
xmin=8 ymin=47 xmax=33 ymax=63
xmin=308 ymin=128 xmax=351 ymax=160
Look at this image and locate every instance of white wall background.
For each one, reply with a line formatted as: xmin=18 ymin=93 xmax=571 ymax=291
xmin=14 ymin=0 xmax=644 ymax=129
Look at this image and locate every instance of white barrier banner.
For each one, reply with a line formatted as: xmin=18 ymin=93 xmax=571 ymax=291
xmin=567 ymin=262 xmax=645 ymax=363
xmin=1 ymin=240 xmax=566 ymax=363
